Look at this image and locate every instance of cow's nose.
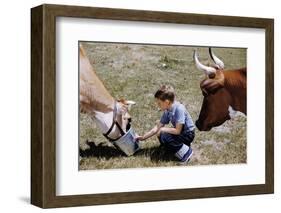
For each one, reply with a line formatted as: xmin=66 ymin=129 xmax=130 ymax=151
xmin=195 ymin=120 xmax=202 ymax=131
xmin=128 ymin=118 xmax=132 ymax=123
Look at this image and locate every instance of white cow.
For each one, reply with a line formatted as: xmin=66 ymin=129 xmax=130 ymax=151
xmin=79 ymin=44 xmax=135 ymax=141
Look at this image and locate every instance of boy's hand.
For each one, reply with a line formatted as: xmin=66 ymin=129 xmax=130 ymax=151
xmin=135 ymin=135 xmax=145 ymax=141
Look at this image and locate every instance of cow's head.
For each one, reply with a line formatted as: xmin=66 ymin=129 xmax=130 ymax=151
xmin=194 ymin=48 xmax=232 ymax=131
xmin=116 ymin=99 xmax=136 ymax=132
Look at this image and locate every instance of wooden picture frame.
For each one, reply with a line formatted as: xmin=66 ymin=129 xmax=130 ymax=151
xmin=31 ymin=4 xmax=274 ymax=208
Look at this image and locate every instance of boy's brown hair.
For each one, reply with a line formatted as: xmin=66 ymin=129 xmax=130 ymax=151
xmin=154 ymin=85 xmax=175 ymax=102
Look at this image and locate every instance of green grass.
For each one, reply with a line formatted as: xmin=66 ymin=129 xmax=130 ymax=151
xmin=79 ymin=42 xmax=247 ymax=170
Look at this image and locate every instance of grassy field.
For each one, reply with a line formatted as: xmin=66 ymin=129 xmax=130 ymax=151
xmin=79 ymin=42 xmax=247 ymax=170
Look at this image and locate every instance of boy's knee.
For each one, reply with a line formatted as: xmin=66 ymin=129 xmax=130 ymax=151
xmin=159 ymin=132 xmax=172 ymax=144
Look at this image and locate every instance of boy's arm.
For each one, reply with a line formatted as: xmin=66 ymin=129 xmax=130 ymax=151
xmin=137 ymin=122 xmax=164 ymax=141
xmin=160 ymin=106 xmax=185 ymax=135
xmin=160 ymin=123 xmax=183 ymax=135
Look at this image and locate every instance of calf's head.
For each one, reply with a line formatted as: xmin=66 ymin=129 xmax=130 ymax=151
xmin=116 ymin=99 xmax=136 ymax=132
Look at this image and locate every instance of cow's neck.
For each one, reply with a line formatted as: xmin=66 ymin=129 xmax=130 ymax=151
xmin=224 ymin=71 xmax=247 ymax=114
xmin=80 ymin=47 xmax=115 ymax=113
xmin=84 ymin=82 xmax=115 ymax=112
xmin=80 ymin=46 xmax=124 ymax=139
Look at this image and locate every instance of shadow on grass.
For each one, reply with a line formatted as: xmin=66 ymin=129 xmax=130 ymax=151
xmin=79 ymin=140 xmax=125 ymax=159
xmin=135 ymin=145 xmax=177 ymax=162
xmin=80 ymin=141 xmax=177 ymax=162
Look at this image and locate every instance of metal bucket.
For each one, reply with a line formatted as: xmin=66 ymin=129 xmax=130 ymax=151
xmin=113 ymin=128 xmax=140 ymax=156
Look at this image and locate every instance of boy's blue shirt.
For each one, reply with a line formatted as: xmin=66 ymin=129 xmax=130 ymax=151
xmin=160 ymin=101 xmax=195 ymax=132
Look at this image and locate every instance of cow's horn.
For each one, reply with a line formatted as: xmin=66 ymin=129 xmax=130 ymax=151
xmin=209 ymin=48 xmax=225 ymax=69
xmin=193 ymin=50 xmax=216 ymax=76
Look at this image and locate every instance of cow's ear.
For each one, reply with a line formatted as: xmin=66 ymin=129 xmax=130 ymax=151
xmin=124 ymin=100 xmax=136 ymax=111
xmin=125 ymin=100 xmax=136 ymax=105
xmin=118 ymin=99 xmax=136 ymax=105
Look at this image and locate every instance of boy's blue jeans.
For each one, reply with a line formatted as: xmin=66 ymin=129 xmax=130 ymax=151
xmin=158 ymin=130 xmax=195 ymax=153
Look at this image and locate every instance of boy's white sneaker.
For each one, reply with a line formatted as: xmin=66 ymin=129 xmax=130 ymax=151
xmin=175 ymin=144 xmax=193 ymax=163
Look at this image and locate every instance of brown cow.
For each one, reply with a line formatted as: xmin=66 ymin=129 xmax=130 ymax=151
xmin=80 ymin=44 xmax=135 ymax=141
xmin=194 ymin=48 xmax=246 ymax=131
